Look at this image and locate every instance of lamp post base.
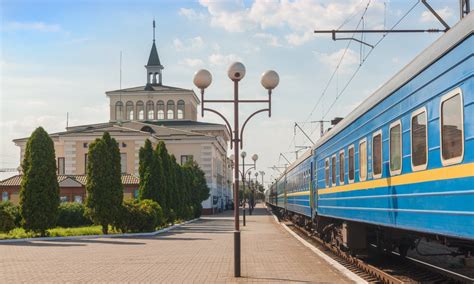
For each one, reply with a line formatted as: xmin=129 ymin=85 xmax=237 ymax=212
xmin=234 ymin=230 xmax=241 ymax=277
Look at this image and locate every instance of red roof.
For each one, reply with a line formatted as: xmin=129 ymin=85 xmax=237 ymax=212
xmin=0 ymin=174 xmax=139 ymax=187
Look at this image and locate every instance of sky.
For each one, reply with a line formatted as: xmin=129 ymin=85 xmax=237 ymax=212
xmin=0 ymin=0 xmax=461 ymax=183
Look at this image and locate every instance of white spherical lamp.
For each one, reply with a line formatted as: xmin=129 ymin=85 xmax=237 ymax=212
xmin=193 ymin=69 xmax=212 ymax=89
xmin=228 ymin=62 xmax=246 ymax=81
xmin=251 ymin=154 xmax=259 ymax=162
xmin=261 ymin=70 xmax=279 ymax=90
xmin=240 ymin=151 xmax=247 ymax=158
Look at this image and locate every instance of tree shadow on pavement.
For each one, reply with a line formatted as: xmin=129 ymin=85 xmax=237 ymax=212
xmin=51 ymin=239 xmax=146 ymax=245
xmin=0 ymin=241 xmax=86 ymax=247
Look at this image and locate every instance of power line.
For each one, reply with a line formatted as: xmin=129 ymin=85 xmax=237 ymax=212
xmin=321 ymin=0 xmax=420 ymax=120
xmin=278 ymin=0 xmax=372 ymax=168
xmin=302 ymin=0 xmax=372 ymax=128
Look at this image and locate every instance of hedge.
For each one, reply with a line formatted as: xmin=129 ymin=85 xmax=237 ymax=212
xmin=115 ymin=199 xmax=164 ymax=233
xmin=57 ymin=202 xmax=92 ymax=228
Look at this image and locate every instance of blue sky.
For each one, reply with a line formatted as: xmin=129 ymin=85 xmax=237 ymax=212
xmin=0 ymin=0 xmax=459 ymax=182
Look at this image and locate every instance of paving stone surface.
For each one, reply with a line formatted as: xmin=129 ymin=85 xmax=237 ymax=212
xmin=0 ymin=204 xmax=353 ymax=283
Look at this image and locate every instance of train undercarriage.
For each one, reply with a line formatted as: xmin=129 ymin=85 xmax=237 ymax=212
xmin=269 ymin=203 xmax=474 ymax=267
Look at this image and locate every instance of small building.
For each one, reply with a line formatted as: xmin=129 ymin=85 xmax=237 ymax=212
xmin=4 ymin=24 xmax=232 ymax=214
xmin=0 ymin=174 xmax=140 ymax=204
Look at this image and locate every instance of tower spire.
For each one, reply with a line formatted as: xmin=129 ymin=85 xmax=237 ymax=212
xmin=145 ymin=18 xmax=163 ymax=86
xmin=153 ymin=19 xmax=155 ymax=42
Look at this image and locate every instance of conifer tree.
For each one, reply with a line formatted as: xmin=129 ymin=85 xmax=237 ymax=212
xmin=156 ymin=141 xmax=172 ymax=220
xmin=171 ymin=156 xmax=185 ymax=219
xmin=139 ymin=139 xmax=157 ymax=200
xmin=168 ymin=155 xmax=179 ymax=216
xmin=138 ymin=139 xmax=153 ymax=183
xmin=19 ymin=127 xmax=60 ymax=236
xmin=85 ymin=132 xmax=123 ymax=234
xmin=185 ymin=161 xmax=210 ymax=217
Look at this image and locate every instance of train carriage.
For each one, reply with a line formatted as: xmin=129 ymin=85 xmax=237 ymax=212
xmin=267 ymin=12 xmax=473 ymax=255
xmin=313 ymin=12 xmax=473 ymax=251
xmin=285 ymin=150 xmax=313 ymax=218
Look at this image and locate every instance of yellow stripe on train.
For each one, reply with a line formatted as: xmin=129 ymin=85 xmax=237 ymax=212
xmin=318 ymin=162 xmax=474 ymax=195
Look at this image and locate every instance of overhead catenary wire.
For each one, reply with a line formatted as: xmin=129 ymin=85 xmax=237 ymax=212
xmin=279 ymin=0 xmax=373 ymax=168
xmin=321 ymin=0 xmax=420 ymax=120
xmin=301 ymin=0 xmax=373 ymax=128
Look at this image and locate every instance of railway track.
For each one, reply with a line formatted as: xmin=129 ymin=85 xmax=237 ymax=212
xmin=279 ymin=216 xmax=473 ymax=283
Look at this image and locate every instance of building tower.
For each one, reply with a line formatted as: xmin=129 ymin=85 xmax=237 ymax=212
xmin=145 ymin=20 xmax=164 ymax=85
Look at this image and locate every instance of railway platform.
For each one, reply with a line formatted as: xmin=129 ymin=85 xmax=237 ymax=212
xmin=0 ymin=204 xmax=356 ymax=283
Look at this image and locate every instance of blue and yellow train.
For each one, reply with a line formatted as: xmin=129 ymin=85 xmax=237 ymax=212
xmin=266 ymin=13 xmax=473 ymax=255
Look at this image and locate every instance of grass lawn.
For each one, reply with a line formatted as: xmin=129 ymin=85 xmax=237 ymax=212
xmin=0 ymin=226 xmax=121 ymax=240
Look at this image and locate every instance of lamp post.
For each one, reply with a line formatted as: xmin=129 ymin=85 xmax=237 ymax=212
xmin=251 ymin=171 xmax=259 ymax=213
xmin=241 ymin=152 xmax=258 ymax=225
xmin=193 ymin=62 xmax=279 ymax=277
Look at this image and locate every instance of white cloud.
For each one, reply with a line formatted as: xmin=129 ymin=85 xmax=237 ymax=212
xmin=195 ymin=0 xmax=384 ymax=45
xmin=254 ymin=33 xmax=281 ymax=47
xmin=190 ymin=36 xmax=204 ymax=49
xmin=173 ymin=38 xmax=184 ymax=50
xmin=285 ymin=31 xmax=313 ymax=46
xmin=173 ymin=36 xmax=205 ymax=51
xmin=208 ymin=53 xmax=242 ymax=66
xmin=3 ymin=21 xmax=61 ymax=32
xmin=179 ymin=58 xmax=205 ymax=68
xmin=420 ymin=7 xmax=453 ymax=24
xmin=315 ymin=48 xmax=359 ymax=74
xmin=178 ymin=8 xmax=206 ymax=21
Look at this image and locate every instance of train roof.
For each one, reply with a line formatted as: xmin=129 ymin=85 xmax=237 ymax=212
xmin=284 ymin=148 xmax=312 ymax=174
xmin=312 ymin=12 xmax=474 ymax=151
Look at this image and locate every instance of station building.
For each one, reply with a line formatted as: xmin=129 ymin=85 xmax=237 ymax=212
xmin=1 ymin=31 xmax=233 ymax=214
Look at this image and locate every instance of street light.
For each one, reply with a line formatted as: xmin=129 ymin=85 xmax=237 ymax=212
xmin=241 ymin=152 xmax=257 ymax=224
xmin=193 ymin=62 xmax=279 ymax=277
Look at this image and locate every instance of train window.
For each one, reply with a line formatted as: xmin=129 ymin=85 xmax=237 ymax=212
xmin=372 ymin=131 xmax=382 ymax=179
xmin=331 ymin=155 xmax=336 ymax=186
xmin=325 ymin=158 xmax=329 ymax=188
xmin=440 ymin=89 xmax=464 ymax=166
xmin=359 ymin=139 xmax=367 ymax=181
xmin=411 ymin=107 xmax=428 ymax=171
xmin=348 ymin=145 xmax=355 ymax=183
xmin=339 ymin=150 xmax=345 ymax=185
xmin=389 ymin=121 xmax=402 ymax=175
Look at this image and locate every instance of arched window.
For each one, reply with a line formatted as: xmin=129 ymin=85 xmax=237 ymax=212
xmin=126 ymin=101 xmax=134 ymax=120
xmin=177 ymin=100 xmax=185 ymax=119
xmin=157 ymin=100 xmax=165 ymax=120
xmin=146 ymin=100 xmax=154 ymax=120
xmin=148 ymin=73 xmax=153 ymax=84
xmin=167 ymin=100 xmax=175 ymax=119
xmin=115 ymin=101 xmax=123 ymax=121
xmin=136 ymin=101 xmax=144 ymax=120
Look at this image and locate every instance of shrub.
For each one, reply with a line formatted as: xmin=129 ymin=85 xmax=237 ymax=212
xmin=57 ymin=202 xmax=92 ymax=228
xmin=0 ymin=201 xmax=21 ymax=227
xmin=115 ymin=199 xmax=163 ymax=233
xmin=0 ymin=203 xmax=16 ymax=232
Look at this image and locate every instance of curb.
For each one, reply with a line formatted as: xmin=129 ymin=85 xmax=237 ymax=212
xmin=266 ymin=207 xmax=367 ymax=284
xmin=0 ymin=218 xmax=200 ymax=243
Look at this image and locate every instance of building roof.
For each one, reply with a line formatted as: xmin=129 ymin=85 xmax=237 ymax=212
xmin=147 ymin=41 xmax=162 ymax=67
xmin=144 ymin=120 xmax=225 ymax=127
xmin=0 ymin=174 xmax=139 ymax=187
xmin=106 ymin=84 xmax=194 ymax=94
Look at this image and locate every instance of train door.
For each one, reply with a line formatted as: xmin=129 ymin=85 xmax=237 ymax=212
xmin=312 ymin=157 xmax=318 ymax=219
